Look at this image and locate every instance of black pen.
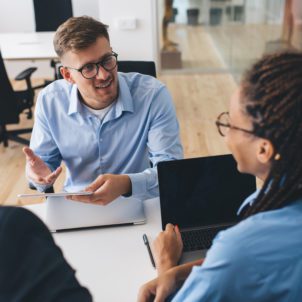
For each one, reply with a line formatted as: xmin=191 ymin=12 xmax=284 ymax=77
xmin=143 ymin=234 xmax=156 ymax=268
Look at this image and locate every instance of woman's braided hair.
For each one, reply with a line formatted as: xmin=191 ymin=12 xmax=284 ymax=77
xmin=241 ymin=51 xmax=302 ymax=218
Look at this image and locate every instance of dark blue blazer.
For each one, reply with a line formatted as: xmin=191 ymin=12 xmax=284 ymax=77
xmin=0 ymin=206 xmax=92 ymax=302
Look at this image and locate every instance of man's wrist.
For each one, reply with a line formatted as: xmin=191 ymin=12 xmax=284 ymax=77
xmin=121 ymin=175 xmax=132 ymax=197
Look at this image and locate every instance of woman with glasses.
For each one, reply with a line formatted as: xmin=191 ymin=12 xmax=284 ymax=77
xmin=138 ymin=51 xmax=302 ymax=302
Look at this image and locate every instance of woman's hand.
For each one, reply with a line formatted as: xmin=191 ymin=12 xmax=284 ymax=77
xmin=137 ymin=268 xmax=178 ymax=302
xmin=138 ymin=258 xmax=204 ymax=302
xmin=153 ymin=223 xmax=183 ymax=275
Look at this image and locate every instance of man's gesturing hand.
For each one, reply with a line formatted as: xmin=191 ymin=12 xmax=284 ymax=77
xmin=23 ymin=147 xmax=62 ymax=185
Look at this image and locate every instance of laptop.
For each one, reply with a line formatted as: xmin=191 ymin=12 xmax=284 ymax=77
xmin=45 ymin=195 xmax=146 ymax=232
xmin=157 ymin=154 xmax=256 ymax=262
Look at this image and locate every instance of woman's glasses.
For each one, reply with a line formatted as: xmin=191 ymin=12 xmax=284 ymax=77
xmin=215 ymin=112 xmax=254 ymax=137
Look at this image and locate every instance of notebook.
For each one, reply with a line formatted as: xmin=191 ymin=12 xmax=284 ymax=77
xmin=45 ymin=195 xmax=146 ymax=232
xmin=157 ymin=154 xmax=256 ymax=262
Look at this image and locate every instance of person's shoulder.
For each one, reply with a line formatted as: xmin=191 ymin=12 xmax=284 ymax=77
xmin=0 ymin=206 xmax=35 ymax=221
xmin=213 ymin=213 xmax=270 ymax=252
xmin=207 ymin=222 xmax=250 ymax=263
xmin=39 ymin=79 xmax=73 ymax=100
xmin=37 ymin=79 xmax=74 ymax=113
xmin=213 ymin=200 xmax=302 ymax=261
xmin=205 ymin=217 xmax=262 ymax=268
xmin=0 ymin=206 xmax=49 ymax=236
xmin=118 ymin=72 xmax=164 ymax=91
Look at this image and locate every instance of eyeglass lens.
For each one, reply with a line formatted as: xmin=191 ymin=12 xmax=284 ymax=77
xmin=81 ymin=54 xmax=117 ymax=79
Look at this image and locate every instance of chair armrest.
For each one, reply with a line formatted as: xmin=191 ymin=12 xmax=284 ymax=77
xmin=15 ymin=67 xmax=37 ymax=81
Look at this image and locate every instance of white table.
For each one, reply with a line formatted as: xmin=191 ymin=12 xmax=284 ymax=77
xmin=25 ymin=198 xmax=162 ymax=302
xmin=0 ymin=32 xmax=57 ymax=60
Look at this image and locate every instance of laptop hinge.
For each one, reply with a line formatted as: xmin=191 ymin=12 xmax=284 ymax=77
xmin=180 ymin=222 xmax=234 ymax=232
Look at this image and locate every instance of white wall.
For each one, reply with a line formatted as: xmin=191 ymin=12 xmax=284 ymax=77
xmin=0 ymin=0 xmax=34 ymax=32
xmin=0 ymin=0 xmax=99 ymax=32
xmin=73 ymin=0 xmax=99 ymax=20
xmin=99 ymin=0 xmax=158 ymax=62
xmin=0 ymin=0 xmax=158 ymax=77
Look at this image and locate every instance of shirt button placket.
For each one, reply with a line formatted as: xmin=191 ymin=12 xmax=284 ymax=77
xmin=96 ymin=118 xmax=103 ymax=172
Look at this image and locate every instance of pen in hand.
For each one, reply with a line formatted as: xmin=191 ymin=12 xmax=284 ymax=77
xmin=143 ymin=233 xmax=156 ymax=268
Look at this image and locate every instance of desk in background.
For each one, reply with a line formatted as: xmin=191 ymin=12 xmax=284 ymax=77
xmin=25 ymin=198 xmax=161 ymax=302
xmin=0 ymin=32 xmax=56 ymax=61
xmin=0 ymin=32 xmax=57 ymax=78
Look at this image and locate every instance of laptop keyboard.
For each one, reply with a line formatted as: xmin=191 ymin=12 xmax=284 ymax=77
xmin=181 ymin=226 xmax=229 ymax=252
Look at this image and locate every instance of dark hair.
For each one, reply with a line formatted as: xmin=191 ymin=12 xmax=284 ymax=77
xmin=241 ymin=51 xmax=302 ymax=217
xmin=53 ymin=16 xmax=109 ymax=58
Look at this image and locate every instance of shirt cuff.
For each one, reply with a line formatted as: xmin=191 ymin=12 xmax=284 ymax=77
xmin=126 ymin=173 xmax=147 ymax=197
xmin=29 ymin=181 xmax=53 ymax=193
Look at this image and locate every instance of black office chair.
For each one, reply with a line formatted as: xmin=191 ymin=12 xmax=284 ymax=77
xmin=118 ymin=61 xmax=157 ymax=78
xmin=0 ymin=51 xmax=36 ymax=147
xmin=33 ymin=0 xmax=73 ymax=88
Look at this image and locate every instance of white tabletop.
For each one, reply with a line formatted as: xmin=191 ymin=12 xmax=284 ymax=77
xmin=0 ymin=32 xmax=57 ymax=60
xmin=25 ymin=198 xmax=162 ymax=302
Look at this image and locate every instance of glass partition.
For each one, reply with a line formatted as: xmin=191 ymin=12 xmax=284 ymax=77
xmin=158 ymin=0 xmax=299 ymax=78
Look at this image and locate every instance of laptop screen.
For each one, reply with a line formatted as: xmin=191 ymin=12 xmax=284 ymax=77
xmin=158 ymin=154 xmax=256 ymax=230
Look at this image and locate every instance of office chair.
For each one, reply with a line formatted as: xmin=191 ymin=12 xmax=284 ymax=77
xmin=0 ymin=51 xmax=36 ymax=147
xmin=118 ymin=61 xmax=157 ymax=77
xmin=32 ymin=0 xmax=73 ymax=88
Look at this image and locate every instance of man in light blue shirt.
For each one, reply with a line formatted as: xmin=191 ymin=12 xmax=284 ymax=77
xmin=24 ymin=16 xmax=182 ymax=204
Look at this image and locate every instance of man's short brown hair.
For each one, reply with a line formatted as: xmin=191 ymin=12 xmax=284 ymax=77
xmin=53 ymin=16 xmax=109 ymax=58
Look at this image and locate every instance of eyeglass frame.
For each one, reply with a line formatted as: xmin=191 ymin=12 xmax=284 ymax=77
xmin=215 ymin=111 xmax=255 ymax=137
xmin=64 ymin=51 xmax=118 ymax=79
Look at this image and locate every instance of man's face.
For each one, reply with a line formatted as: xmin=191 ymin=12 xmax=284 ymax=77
xmin=61 ymin=37 xmax=118 ymax=109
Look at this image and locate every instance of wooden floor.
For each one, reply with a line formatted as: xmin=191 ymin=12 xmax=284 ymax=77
xmin=160 ymin=73 xmax=234 ymax=157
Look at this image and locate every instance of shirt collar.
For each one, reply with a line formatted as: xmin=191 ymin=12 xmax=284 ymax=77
xmin=237 ymin=178 xmax=280 ymax=216
xmin=68 ymin=84 xmax=83 ymax=115
xmin=115 ymin=73 xmax=134 ymax=115
xmin=237 ymin=189 xmax=260 ymax=216
xmin=67 ymin=74 xmax=134 ymax=117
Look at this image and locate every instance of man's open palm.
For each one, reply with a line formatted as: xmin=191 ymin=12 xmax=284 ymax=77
xmin=23 ymin=147 xmax=62 ymax=185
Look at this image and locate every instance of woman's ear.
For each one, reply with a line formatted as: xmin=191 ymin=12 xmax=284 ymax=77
xmin=60 ymin=66 xmax=75 ymax=84
xmin=257 ymin=139 xmax=275 ymax=164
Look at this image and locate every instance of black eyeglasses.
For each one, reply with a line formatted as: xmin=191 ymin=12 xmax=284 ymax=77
xmin=66 ymin=52 xmax=118 ymax=79
xmin=215 ymin=111 xmax=254 ymax=137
